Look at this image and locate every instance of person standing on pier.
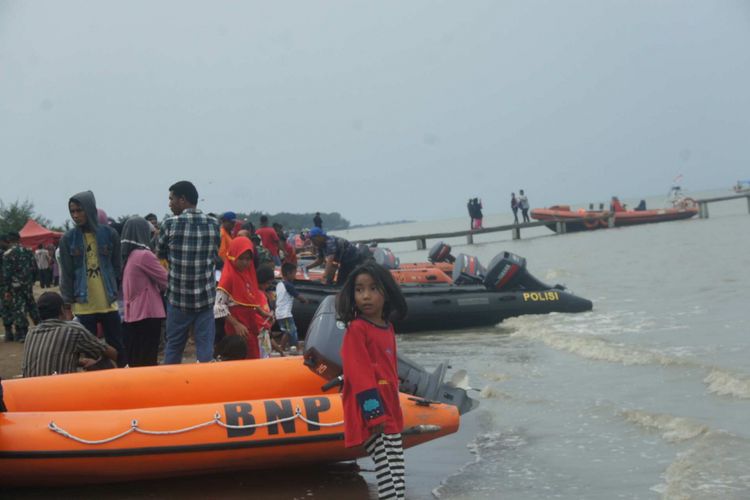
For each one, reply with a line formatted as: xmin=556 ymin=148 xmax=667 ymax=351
xmin=511 ymin=193 xmax=520 ymax=224
xmin=519 ymin=190 xmax=530 ymax=223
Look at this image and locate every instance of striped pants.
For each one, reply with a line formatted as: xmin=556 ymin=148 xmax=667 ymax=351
xmin=365 ymin=432 xmax=405 ymax=499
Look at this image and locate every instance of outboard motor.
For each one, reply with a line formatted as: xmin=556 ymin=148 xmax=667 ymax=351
xmin=483 ymin=251 xmax=555 ymax=291
xmin=303 ymin=296 xmax=478 ymax=415
xmin=373 ymin=247 xmax=400 ymax=270
xmin=428 ymin=241 xmax=455 ymax=264
xmin=451 ymin=253 xmax=486 ymax=285
xmin=355 ymin=243 xmax=374 ymax=263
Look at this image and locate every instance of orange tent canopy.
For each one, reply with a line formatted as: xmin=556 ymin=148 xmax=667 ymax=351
xmin=19 ymin=219 xmax=63 ymax=249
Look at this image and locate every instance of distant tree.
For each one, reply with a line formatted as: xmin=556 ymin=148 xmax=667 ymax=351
xmin=0 ymin=199 xmax=53 ymax=234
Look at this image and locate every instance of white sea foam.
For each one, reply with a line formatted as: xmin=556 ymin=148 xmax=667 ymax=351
xmin=704 ymin=369 xmax=750 ymax=399
xmin=655 ymin=431 xmax=750 ymax=500
xmin=433 ymin=430 xmax=529 ymax=499
xmin=619 ymin=409 xmax=707 ymax=443
xmin=479 ymin=386 xmax=513 ymax=399
xmin=512 ymin=328 xmax=689 ymax=367
xmin=483 ymin=372 xmax=511 ymax=383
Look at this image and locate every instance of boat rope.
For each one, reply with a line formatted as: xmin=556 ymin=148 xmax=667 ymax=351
xmin=48 ymin=406 xmax=344 ymax=445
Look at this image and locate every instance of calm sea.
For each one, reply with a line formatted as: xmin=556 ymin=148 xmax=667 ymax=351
xmin=10 ymin=190 xmax=749 ymax=500
xmin=335 ymin=189 xmax=750 ymax=499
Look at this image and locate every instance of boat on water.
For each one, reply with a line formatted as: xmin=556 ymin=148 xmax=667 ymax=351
xmin=0 ymin=355 xmax=469 ymax=486
xmin=531 ymin=194 xmax=698 ymax=233
xmin=292 ymin=247 xmax=455 ymax=285
xmin=734 ymin=180 xmax=750 ymax=193
xmin=292 ymin=250 xmax=593 ymax=334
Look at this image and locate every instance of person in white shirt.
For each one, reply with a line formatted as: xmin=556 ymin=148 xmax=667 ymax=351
xmin=275 ymin=263 xmax=308 ymax=352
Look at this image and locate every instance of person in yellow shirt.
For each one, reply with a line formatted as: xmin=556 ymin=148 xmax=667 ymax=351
xmin=58 ymin=191 xmax=126 ymax=367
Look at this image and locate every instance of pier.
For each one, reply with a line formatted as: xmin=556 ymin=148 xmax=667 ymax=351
xmin=694 ymin=193 xmax=750 ymax=219
xmin=353 ymin=193 xmax=750 ymax=250
xmin=354 ymin=214 xmax=613 ymax=250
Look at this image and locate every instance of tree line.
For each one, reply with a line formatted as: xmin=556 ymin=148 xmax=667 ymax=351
xmin=0 ymin=199 xmax=350 ymax=235
xmin=0 ymin=200 xmax=61 ymax=235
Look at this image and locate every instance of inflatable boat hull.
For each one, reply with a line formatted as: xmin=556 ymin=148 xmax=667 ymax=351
xmin=0 ymin=358 xmax=458 ymax=486
xmin=292 ymin=282 xmax=593 ymax=334
xmin=531 ymin=206 xmax=697 ymax=233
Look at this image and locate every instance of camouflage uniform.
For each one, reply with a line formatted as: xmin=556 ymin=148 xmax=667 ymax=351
xmin=0 ymin=246 xmax=7 ymax=340
xmin=256 ymin=246 xmax=274 ymax=268
xmin=2 ymin=244 xmax=40 ymax=341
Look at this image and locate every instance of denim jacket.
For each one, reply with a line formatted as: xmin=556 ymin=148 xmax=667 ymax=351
xmin=59 ymin=191 xmax=122 ymax=305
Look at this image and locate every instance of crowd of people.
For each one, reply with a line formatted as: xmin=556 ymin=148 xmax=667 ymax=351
xmin=0 ymin=180 xmax=377 ymax=378
xmin=1 ymin=181 xmax=410 ymax=497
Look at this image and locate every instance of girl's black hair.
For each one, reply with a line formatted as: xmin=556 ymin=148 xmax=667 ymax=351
xmin=256 ymin=264 xmax=275 ymax=285
xmin=336 ymin=261 xmax=407 ymax=324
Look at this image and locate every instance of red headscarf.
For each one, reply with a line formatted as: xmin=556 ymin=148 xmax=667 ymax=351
xmin=218 ymin=236 xmax=259 ymax=304
xmin=218 ymin=237 xmax=262 ymax=358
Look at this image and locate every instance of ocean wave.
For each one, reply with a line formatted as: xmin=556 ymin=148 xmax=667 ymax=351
xmin=478 ymin=386 xmax=514 ymax=400
xmin=619 ymin=409 xmax=708 ymax=443
xmin=511 ymin=322 xmax=750 ymax=402
xmin=433 ymin=429 xmax=529 ymax=499
xmin=512 ymin=329 xmax=689 ymax=367
xmin=704 ymin=369 xmax=750 ymax=399
xmin=483 ymin=372 xmax=511 ymax=383
xmin=654 ymin=430 xmax=750 ymax=500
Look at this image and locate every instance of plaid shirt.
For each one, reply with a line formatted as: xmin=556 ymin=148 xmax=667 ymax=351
xmin=157 ymin=208 xmax=220 ymax=310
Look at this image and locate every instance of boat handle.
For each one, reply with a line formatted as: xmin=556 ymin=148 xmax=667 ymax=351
xmin=321 ymin=375 xmax=343 ymax=392
xmin=432 ymin=299 xmax=451 ymax=305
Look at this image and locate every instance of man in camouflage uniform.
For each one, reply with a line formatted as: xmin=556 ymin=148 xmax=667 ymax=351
xmin=2 ymin=232 xmax=40 ymax=342
xmin=0 ymin=234 xmax=9 ymax=341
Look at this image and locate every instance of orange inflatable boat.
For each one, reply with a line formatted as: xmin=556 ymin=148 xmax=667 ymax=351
xmin=289 ymin=264 xmax=453 ymax=284
xmin=0 ymin=358 xmax=459 ymax=486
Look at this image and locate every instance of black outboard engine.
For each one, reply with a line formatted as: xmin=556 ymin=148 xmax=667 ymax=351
xmin=373 ymin=247 xmax=400 ymax=270
xmin=451 ymin=253 xmax=486 ymax=285
xmin=483 ymin=251 xmax=556 ymax=291
xmin=428 ymin=241 xmax=455 ymax=264
xmin=355 ymin=243 xmax=374 ymax=263
xmin=303 ymin=296 xmax=478 ymax=415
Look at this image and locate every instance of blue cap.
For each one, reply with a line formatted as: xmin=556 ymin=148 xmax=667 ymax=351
xmin=222 ymin=211 xmax=237 ymax=221
xmin=308 ymin=227 xmax=326 ymax=238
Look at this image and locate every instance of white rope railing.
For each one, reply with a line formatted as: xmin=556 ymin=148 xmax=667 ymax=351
xmin=48 ymin=406 xmax=344 ymax=445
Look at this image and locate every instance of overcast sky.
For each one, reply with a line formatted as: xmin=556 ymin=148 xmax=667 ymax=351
xmin=2 ymin=0 xmax=749 ymax=226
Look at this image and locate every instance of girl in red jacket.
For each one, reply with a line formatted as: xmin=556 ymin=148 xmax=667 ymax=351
xmin=336 ymin=262 xmax=408 ymax=499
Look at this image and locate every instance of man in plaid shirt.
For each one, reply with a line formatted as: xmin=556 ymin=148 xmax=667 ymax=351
xmin=157 ymin=181 xmax=221 ymax=364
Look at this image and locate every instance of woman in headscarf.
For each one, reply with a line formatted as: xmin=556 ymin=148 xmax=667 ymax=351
xmin=121 ymin=216 xmax=167 ymax=366
xmin=214 ymin=236 xmax=265 ymax=359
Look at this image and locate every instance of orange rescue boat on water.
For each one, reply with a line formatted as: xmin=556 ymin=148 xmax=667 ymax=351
xmin=531 ymin=196 xmax=698 ymax=233
xmin=0 ymin=357 xmax=460 ymax=486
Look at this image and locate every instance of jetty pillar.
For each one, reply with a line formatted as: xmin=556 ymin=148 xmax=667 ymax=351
xmin=608 ymin=214 xmax=615 ymax=228
xmin=416 ymin=238 xmax=426 ymax=250
xmin=512 ymin=226 xmax=521 ymax=240
xmin=466 ymin=233 xmax=474 ymax=245
xmin=555 ymin=221 xmax=566 ymax=234
xmin=699 ymin=202 xmax=709 ymax=219
xmin=747 ymin=196 xmax=750 ymax=214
